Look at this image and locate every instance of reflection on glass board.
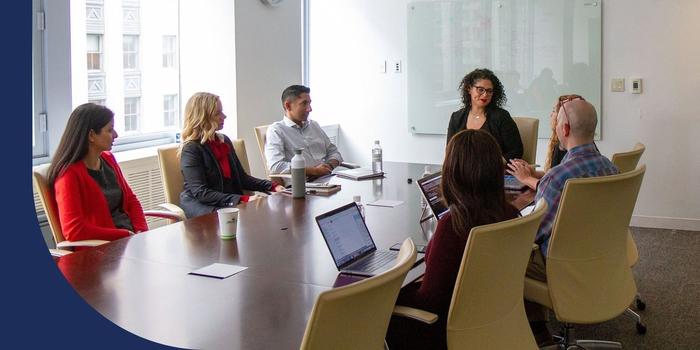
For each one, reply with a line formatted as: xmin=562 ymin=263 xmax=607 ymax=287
xmin=407 ymin=0 xmax=601 ymax=139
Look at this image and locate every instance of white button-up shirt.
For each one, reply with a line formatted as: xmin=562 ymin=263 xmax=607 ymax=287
xmin=265 ymin=116 xmax=343 ymax=174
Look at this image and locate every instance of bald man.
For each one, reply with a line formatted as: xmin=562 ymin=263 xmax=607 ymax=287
xmin=525 ymin=97 xmax=619 ymax=345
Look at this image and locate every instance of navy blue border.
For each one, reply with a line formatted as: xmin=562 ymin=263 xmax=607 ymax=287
xmin=9 ymin=3 xmax=174 ymax=348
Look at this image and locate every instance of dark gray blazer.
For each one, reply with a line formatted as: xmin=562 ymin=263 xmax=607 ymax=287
xmin=179 ymin=135 xmax=271 ymax=218
xmin=446 ymin=106 xmax=524 ymax=160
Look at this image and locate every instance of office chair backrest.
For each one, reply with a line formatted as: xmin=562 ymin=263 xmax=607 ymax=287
xmin=513 ymin=116 xmax=539 ymax=164
xmin=254 ymin=125 xmax=270 ymax=176
xmin=158 ymin=139 xmax=252 ymax=205
xmin=157 ymin=145 xmax=183 ymax=207
xmin=547 ymin=165 xmax=646 ymax=324
xmin=612 ymin=142 xmax=645 ymax=267
xmin=300 ymin=239 xmax=417 ymax=350
xmin=231 ymin=139 xmax=251 ymax=175
xmin=446 ymin=200 xmax=547 ymax=350
xmin=612 ymin=142 xmax=645 ymax=173
xmin=32 ymin=164 xmax=66 ymax=245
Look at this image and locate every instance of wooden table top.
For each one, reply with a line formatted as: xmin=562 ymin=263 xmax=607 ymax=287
xmin=56 ymin=161 xmax=534 ymax=349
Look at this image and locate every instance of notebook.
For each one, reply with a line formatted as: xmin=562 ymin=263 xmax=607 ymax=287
xmin=504 ymin=175 xmax=528 ymax=191
xmin=333 ymin=167 xmax=384 ymax=180
xmin=416 ymin=171 xmax=450 ymax=220
xmin=315 ymin=202 xmax=398 ymax=277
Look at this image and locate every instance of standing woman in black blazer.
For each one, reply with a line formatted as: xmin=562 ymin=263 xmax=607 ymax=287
xmin=179 ymin=92 xmax=285 ymax=218
xmin=447 ymin=68 xmax=523 ymax=161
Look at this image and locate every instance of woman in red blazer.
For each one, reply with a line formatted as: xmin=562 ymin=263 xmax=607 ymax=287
xmin=47 ymin=103 xmax=148 ymax=242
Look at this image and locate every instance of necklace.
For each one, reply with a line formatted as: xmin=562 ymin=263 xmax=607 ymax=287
xmin=470 ymin=113 xmax=482 ymax=119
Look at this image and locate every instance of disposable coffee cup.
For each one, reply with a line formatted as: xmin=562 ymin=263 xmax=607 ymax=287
xmin=217 ymin=207 xmax=239 ymax=239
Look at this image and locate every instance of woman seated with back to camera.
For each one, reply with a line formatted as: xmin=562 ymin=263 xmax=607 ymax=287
xmin=179 ymin=92 xmax=285 ymax=219
xmin=386 ymin=129 xmax=520 ymax=349
xmin=506 ymin=94 xmax=585 ymax=190
xmin=49 ymin=103 xmax=148 ymax=243
xmin=447 ymin=68 xmax=523 ymax=161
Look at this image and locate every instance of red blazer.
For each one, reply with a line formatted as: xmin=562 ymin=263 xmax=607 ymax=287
xmin=53 ymin=152 xmax=148 ymax=241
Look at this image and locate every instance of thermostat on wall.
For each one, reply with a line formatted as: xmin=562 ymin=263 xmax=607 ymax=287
xmin=631 ymin=78 xmax=642 ymax=94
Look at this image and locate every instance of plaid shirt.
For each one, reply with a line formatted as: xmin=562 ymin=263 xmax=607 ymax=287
xmin=535 ymin=143 xmax=618 ymax=256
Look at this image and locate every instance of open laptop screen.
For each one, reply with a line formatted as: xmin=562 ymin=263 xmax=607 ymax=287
xmin=417 ymin=171 xmax=449 ymax=220
xmin=316 ymin=203 xmax=377 ymax=268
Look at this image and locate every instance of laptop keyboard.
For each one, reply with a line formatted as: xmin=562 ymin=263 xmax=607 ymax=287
xmin=351 ymin=251 xmax=397 ymax=273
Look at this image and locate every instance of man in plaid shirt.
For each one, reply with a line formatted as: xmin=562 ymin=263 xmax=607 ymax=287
xmin=525 ymin=96 xmax=618 ymax=346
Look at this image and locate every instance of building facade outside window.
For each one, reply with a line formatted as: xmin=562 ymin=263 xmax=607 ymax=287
xmin=163 ymin=94 xmax=179 ymax=128
xmin=163 ymin=35 xmax=177 ymax=68
xmin=123 ymin=35 xmax=139 ymax=70
xmin=87 ymin=34 xmax=103 ymax=71
xmin=124 ymin=97 xmax=140 ymax=132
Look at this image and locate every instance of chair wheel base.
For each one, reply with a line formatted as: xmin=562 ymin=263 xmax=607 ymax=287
xmin=635 ymin=298 xmax=646 ymax=310
xmin=636 ymin=322 xmax=647 ymax=334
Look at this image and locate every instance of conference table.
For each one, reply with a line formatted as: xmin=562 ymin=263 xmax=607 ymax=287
xmin=56 ymin=161 xmax=534 ymax=350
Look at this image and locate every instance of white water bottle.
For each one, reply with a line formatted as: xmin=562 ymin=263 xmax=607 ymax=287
xmin=372 ymin=140 xmax=383 ymax=173
xmin=291 ymin=149 xmax=306 ymax=198
xmin=354 ymin=195 xmax=365 ymax=219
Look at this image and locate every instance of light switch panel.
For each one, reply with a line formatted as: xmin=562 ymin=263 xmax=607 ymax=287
xmin=611 ymin=78 xmax=625 ymax=92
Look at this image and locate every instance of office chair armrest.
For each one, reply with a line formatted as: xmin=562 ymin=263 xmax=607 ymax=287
xmin=49 ymin=248 xmax=74 ymax=257
xmin=392 ymin=305 xmax=438 ymax=324
xmin=56 ymin=240 xmax=109 ymax=249
xmin=144 ymin=210 xmax=185 ymax=221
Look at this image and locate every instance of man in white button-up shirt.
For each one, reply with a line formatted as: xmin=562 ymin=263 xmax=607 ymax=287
xmin=265 ymin=85 xmax=343 ymax=176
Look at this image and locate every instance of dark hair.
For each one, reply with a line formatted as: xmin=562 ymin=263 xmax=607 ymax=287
xmin=281 ymin=85 xmax=311 ymax=106
xmin=48 ymin=103 xmax=114 ymax=185
xmin=458 ymin=68 xmax=507 ymax=109
xmin=441 ymin=129 xmax=507 ymax=238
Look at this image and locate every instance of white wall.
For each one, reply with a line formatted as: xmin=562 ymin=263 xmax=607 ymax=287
xmin=309 ymin=0 xmax=700 ymax=230
xmin=234 ymin=0 xmax=303 ymax=178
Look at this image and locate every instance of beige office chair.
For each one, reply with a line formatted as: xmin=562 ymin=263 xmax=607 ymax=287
xmin=612 ymin=142 xmax=648 ymax=332
xmin=300 ymin=238 xmax=417 ymax=350
xmin=392 ymin=200 xmax=548 ymax=349
xmin=157 ymin=140 xmax=255 ymax=209
xmin=254 ymin=125 xmax=270 ymax=176
xmin=32 ymin=164 xmax=184 ymax=250
xmin=513 ymin=116 xmax=539 ymax=165
xmin=524 ymin=165 xmax=646 ymax=348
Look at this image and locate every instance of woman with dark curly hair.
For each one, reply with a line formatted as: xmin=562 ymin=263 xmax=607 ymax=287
xmin=447 ymin=68 xmax=523 ymax=160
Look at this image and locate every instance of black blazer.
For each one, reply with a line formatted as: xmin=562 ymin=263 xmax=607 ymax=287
xmin=446 ymin=106 xmax=524 ymax=160
xmin=179 ymin=135 xmax=272 ymax=218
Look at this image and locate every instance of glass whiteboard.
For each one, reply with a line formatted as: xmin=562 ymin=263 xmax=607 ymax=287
xmin=407 ymin=0 xmax=602 ymax=139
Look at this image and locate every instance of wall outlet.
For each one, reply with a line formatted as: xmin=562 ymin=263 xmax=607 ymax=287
xmin=393 ymin=60 xmax=402 ymax=73
xmin=611 ymin=78 xmax=625 ymax=92
xmin=631 ymin=78 xmax=642 ymax=94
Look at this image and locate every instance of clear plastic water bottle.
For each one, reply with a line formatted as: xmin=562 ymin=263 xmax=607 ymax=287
xmin=354 ymin=195 xmax=365 ymax=219
xmin=372 ymin=140 xmax=383 ymax=173
xmin=291 ymin=149 xmax=306 ymax=198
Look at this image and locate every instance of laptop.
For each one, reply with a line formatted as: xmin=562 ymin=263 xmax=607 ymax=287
xmin=315 ymin=202 xmax=400 ymax=277
xmin=416 ymin=171 xmax=450 ymax=220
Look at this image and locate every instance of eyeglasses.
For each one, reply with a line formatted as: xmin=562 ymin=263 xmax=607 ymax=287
xmin=472 ymin=85 xmax=494 ymax=96
xmin=557 ymin=94 xmax=585 ymax=122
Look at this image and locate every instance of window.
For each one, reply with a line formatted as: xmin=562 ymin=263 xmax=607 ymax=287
xmin=32 ymin=0 xmax=47 ymax=158
xmin=123 ymin=35 xmax=139 ymax=70
xmin=163 ymin=94 xmax=179 ymax=127
xmin=163 ymin=35 xmax=177 ymax=68
xmin=87 ymin=34 xmax=103 ymax=71
xmin=124 ymin=97 xmax=140 ymax=132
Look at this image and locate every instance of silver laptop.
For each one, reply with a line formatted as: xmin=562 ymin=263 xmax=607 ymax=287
xmin=416 ymin=171 xmax=450 ymax=220
xmin=316 ymin=202 xmax=399 ymax=277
